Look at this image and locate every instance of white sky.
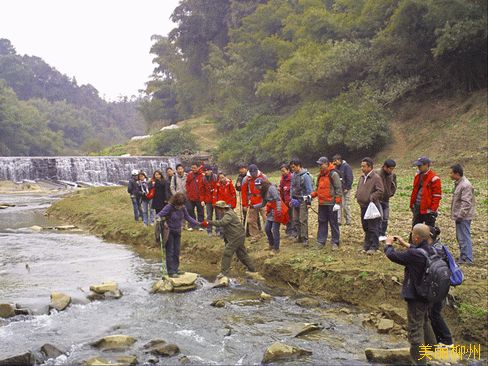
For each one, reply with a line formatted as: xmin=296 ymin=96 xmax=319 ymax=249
xmin=0 ymin=0 xmax=181 ymax=100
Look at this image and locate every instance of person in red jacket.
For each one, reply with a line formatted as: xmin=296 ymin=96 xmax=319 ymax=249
xmin=200 ymin=165 xmax=218 ymax=236
xmin=241 ymin=164 xmax=267 ymax=242
xmin=185 ymin=162 xmax=205 ymax=231
xmin=213 ymin=172 xmax=237 ymax=209
xmin=410 ymin=156 xmax=442 ymax=229
xmin=279 ymin=163 xmax=295 ymax=237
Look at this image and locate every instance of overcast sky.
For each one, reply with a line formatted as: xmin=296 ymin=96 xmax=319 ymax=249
xmin=0 ymin=0 xmax=181 ymax=100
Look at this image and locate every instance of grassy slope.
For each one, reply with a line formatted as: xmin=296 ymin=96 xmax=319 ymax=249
xmin=97 ymin=116 xmax=221 ymax=156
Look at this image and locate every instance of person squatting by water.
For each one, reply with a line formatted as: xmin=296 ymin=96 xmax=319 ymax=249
xmin=202 ymin=200 xmax=256 ymax=278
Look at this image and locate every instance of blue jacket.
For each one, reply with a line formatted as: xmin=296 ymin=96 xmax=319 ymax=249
xmin=384 ymin=241 xmax=434 ymax=302
xmin=157 ymin=203 xmax=200 ymax=232
xmin=290 ymin=169 xmax=313 ymax=198
xmin=338 ymin=161 xmax=353 ymax=191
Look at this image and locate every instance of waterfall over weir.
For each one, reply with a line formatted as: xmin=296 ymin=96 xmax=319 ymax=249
xmin=0 ymin=156 xmax=179 ymax=184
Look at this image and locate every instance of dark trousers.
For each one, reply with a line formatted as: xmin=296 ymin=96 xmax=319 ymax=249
xmin=360 ymin=205 xmax=381 ymax=250
xmin=188 ymin=200 xmax=204 ymax=227
xmin=221 ymin=235 xmax=255 ymax=276
xmin=205 ymin=203 xmax=221 ymax=235
xmin=380 ymin=201 xmax=390 ymax=236
xmin=317 ymin=205 xmax=340 ymax=245
xmin=165 ymin=230 xmax=181 ymax=275
xmin=412 ymin=205 xmax=437 ymax=227
xmin=407 ymin=300 xmax=437 ymax=365
xmin=264 ymin=220 xmax=280 ymax=250
xmin=430 ymin=300 xmax=453 ymax=345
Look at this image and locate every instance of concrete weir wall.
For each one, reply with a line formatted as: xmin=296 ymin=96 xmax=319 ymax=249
xmin=0 ymin=156 xmax=180 ymax=184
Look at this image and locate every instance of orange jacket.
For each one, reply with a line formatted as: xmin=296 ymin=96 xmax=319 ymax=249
xmin=213 ymin=178 xmax=237 ymax=208
xmin=241 ymin=171 xmax=266 ymax=207
xmin=410 ymin=169 xmax=442 ymax=214
xmin=311 ymin=164 xmax=342 ymax=205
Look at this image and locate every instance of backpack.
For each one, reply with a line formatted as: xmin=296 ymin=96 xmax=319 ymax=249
xmin=442 ymin=245 xmax=464 ymax=286
xmin=416 ymin=248 xmax=451 ymax=303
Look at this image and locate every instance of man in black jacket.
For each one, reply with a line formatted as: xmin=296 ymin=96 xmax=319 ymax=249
xmin=128 ymin=169 xmax=143 ymax=221
xmin=333 ymin=154 xmax=354 ymax=225
xmin=384 ymin=224 xmax=437 ymax=365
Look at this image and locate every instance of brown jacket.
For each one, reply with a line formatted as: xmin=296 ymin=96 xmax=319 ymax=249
xmin=451 ymin=176 xmax=476 ymax=221
xmin=355 ymin=170 xmax=384 ymax=207
xmin=377 ymin=168 xmax=397 ymax=203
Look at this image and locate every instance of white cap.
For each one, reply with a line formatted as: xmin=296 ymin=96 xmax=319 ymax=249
xmin=131 ymin=169 xmax=139 ymax=175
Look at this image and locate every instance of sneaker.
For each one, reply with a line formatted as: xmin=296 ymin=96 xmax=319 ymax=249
xmin=331 ymin=244 xmax=339 ymax=251
xmin=316 ymin=242 xmax=325 ymax=248
xmin=169 ymin=274 xmax=179 ymax=278
xmin=198 ymin=228 xmax=204 ymax=232
xmin=379 ymin=236 xmax=387 ymax=241
xmin=435 ymin=343 xmax=454 ymax=348
xmin=207 ymin=232 xmax=212 ymax=237
xmin=177 ymin=270 xmax=186 ymax=275
xmin=187 ymin=228 xmax=194 ymax=232
xmin=216 ymin=273 xmax=225 ymax=280
xmin=366 ymin=249 xmax=376 ymax=255
xmin=361 ymin=249 xmax=367 ymax=254
xmin=264 ymin=246 xmax=273 ymax=251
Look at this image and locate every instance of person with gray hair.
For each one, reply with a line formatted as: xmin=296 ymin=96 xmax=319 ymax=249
xmin=384 ymin=224 xmax=437 ymax=365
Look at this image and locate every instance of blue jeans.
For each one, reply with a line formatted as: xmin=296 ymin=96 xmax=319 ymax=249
xmin=317 ymin=205 xmax=340 ymax=245
xmin=205 ymin=203 xmax=221 ymax=235
xmin=166 ymin=230 xmax=181 ymax=275
xmin=131 ymin=196 xmax=143 ymax=221
xmin=141 ymin=199 xmax=155 ymax=226
xmin=265 ymin=220 xmax=280 ymax=250
xmin=456 ymin=219 xmax=473 ymax=263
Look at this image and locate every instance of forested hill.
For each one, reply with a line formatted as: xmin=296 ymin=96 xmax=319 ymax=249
xmin=0 ymin=39 xmax=145 ymax=156
xmin=141 ymin=0 xmax=487 ymax=168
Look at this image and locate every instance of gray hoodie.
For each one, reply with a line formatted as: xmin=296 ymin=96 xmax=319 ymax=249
xmin=170 ymin=172 xmax=187 ymax=195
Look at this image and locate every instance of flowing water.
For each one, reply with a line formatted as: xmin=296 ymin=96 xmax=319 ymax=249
xmin=0 ymin=194 xmax=404 ymax=365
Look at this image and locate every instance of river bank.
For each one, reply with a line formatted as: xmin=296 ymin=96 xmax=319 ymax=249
xmin=46 ymin=183 xmax=487 ymax=352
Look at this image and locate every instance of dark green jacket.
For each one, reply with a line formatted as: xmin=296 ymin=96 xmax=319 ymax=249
xmin=209 ymin=209 xmax=245 ymax=243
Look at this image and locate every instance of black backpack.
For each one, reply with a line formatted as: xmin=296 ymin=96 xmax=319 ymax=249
xmin=415 ymin=248 xmax=451 ymax=303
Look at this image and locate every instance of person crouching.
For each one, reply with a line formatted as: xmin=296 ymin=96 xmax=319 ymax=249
xmin=203 ymin=201 xmax=256 ymax=278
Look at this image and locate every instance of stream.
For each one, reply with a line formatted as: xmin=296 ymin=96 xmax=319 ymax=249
xmin=0 ymin=193 xmax=404 ymax=365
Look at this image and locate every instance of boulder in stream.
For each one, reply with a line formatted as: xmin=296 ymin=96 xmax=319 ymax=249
xmin=53 ymin=225 xmax=78 ymax=231
xmin=212 ymin=275 xmax=229 ymax=288
xmin=262 ymin=342 xmax=312 ymax=364
xmin=50 ymin=292 xmax=71 ymax=312
xmin=143 ymin=340 xmax=180 ymax=357
xmin=376 ymin=318 xmax=394 ymax=334
xmin=260 ymin=292 xmax=272 ymax=301
xmin=294 ymin=323 xmax=324 ymax=337
xmin=152 ymin=272 xmax=198 ymax=293
xmin=295 ymin=297 xmax=320 ymax=308
xmin=84 ymin=356 xmax=137 ymax=366
xmin=0 ymin=304 xmax=16 ymax=318
xmin=29 ymin=225 xmax=43 ymax=232
xmin=364 ymin=348 xmax=411 ymax=364
xmin=90 ymin=335 xmax=136 ymax=351
xmin=210 ymin=299 xmax=225 ymax=308
xmin=40 ymin=344 xmax=65 ymax=360
xmin=0 ymin=352 xmax=38 ymax=366
xmin=89 ymin=281 xmax=122 ymax=299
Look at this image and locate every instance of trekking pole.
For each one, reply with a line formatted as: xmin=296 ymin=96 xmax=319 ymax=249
xmin=239 ymin=195 xmax=244 ymax=223
xmin=243 ymin=205 xmax=250 ymax=231
xmin=159 ymin=220 xmax=167 ymax=278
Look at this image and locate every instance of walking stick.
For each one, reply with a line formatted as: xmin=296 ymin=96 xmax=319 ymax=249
xmin=158 ymin=220 xmax=167 ymax=278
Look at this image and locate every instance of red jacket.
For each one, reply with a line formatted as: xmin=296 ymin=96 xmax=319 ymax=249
xmin=185 ymin=169 xmax=204 ymax=201
xmin=200 ymin=174 xmax=218 ymax=204
xmin=410 ymin=169 xmax=442 ymax=214
xmin=213 ymin=178 xmax=237 ymax=208
xmin=241 ymin=171 xmax=266 ymax=208
xmin=279 ymin=172 xmax=292 ymax=205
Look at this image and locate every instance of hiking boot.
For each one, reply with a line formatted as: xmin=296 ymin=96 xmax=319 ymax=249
xmin=366 ymin=249 xmax=376 ymax=255
xmin=316 ymin=242 xmax=325 ymax=248
xmin=187 ymin=227 xmax=194 ymax=232
xmin=331 ymin=243 xmax=339 ymax=251
xmin=169 ymin=273 xmax=179 ymax=278
xmin=177 ymin=270 xmax=186 ymax=275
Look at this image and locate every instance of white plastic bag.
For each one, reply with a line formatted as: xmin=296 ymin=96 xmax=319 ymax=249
xmin=364 ymin=202 xmax=381 ymax=220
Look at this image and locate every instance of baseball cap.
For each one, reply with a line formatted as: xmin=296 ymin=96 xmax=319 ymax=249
xmin=413 ymin=156 xmax=431 ymax=166
xmin=248 ymin=164 xmax=258 ymax=173
xmin=316 ymin=156 xmax=329 ymax=165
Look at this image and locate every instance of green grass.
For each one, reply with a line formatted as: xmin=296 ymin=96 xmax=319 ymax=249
xmin=459 ymin=303 xmax=488 ymax=319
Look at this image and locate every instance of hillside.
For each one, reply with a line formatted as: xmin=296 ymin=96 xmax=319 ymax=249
xmin=0 ymin=38 xmax=145 ymax=156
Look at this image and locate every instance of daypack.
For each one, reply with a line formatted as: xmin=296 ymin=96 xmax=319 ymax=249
xmin=442 ymin=245 xmax=464 ymax=286
xmin=416 ymin=248 xmax=451 ymax=303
